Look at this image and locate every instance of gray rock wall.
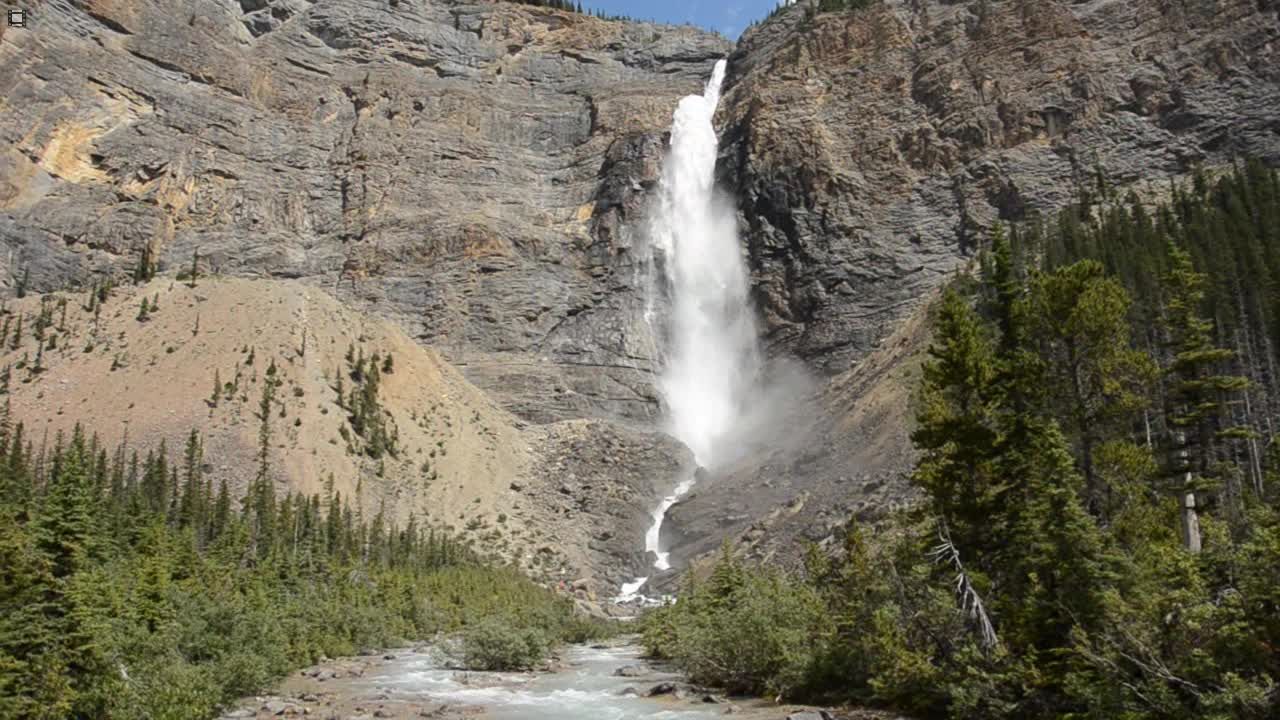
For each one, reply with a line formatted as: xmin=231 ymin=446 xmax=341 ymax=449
xmin=0 ymin=0 xmax=730 ymax=423
xmin=719 ymin=0 xmax=1280 ymax=375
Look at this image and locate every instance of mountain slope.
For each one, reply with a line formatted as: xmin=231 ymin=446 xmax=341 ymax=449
xmin=3 ymin=0 xmax=1280 ymax=592
xmin=0 ymin=277 xmax=688 ymax=603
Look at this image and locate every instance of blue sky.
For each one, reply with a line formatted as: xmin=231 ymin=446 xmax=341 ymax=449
xmin=591 ymin=0 xmax=782 ymax=39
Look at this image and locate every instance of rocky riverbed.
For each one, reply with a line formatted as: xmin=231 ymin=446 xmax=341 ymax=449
xmin=218 ymin=639 xmax=898 ymax=720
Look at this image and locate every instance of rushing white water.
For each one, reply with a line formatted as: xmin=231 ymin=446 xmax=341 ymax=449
xmin=649 ymin=59 xmax=761 ymax=470
xmin=618 ymin=59 xmax=766 ymax=603
xmin=345 ymin=644 xmax=722 ymax=720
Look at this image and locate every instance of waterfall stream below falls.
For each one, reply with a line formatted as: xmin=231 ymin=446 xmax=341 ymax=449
xmin=237 ymin=641 xmax=829 ymax=720
xmin=618 ymin=58 xmax=765 ymax=603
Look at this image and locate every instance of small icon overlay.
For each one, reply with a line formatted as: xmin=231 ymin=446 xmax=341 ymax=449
xmin=6 ymin=8 xmax=26 ymax=28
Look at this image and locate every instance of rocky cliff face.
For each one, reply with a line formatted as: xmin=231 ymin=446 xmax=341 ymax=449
xmin=720 ymin=0 xmax=1280 ymax=375
xmin=0 ymin=0 xmax=730 ymax=425
xmin=0 ymin=0 xmax=722 ymax=601
xmin=3 ymin=0 xmax=1279 ymax=590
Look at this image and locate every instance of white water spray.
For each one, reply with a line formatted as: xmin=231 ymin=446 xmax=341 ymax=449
xmin=651 ymin=59 xmax=762 ymax=470
xmin=618 ymin=59 xmax=766 ymax=603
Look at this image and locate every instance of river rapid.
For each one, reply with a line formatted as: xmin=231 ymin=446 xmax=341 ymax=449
xmin=220 ymin=640 xmax=838 ymax=720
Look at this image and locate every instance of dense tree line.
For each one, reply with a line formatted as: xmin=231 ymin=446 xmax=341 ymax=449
xmin=749 ymin=0 xmax=877 ymax=27
xmin=1027 ymin=160 xmax=1280 ymax=497
xmin=0 ymin=381 xmax=600 ymax=718
xmin=644 ymin=162 xmax=1280 ymax=719
xmin=504 ymin=0 xmax=642 ymax=22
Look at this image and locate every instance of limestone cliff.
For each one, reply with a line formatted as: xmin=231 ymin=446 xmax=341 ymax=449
xmin=0 ymin=0 xmax=730 ymax=425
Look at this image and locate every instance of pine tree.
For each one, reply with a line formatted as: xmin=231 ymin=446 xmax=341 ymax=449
xmin=911 ymin=288 xmax=1005 ymax=555
xmin=1021 ymin=260 xmax=1158 ymax=517
xmin=1162 ymin=244 xmax=1251 ymax=549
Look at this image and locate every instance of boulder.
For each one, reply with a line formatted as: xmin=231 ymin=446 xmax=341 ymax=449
xmin=646 ymin=682 xmax=678 ymax=696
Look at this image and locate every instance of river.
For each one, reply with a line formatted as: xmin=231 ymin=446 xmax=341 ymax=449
xmin=220 ymin=640 xmax=836 ymax=720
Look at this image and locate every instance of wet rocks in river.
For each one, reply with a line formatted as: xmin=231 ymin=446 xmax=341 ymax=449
xmin=612 ymin=664 xmax=646 ymax=677
xmin=646 ymin=681 xmax=678 ymax=696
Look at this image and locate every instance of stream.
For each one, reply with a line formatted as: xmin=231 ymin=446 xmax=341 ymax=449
xmin=223 ymin=641 xmax=826 ymax=720
xmin=363 ymin=644 xmax=722 ymax=720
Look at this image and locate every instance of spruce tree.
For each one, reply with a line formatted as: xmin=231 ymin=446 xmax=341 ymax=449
xmin=1162 ymin=244 xmax=1251 ymax=549
xmin=247 ymin=375 xmax=279 ymax=559
xmin=911 ymin=288 xmax=1004 ymax=556
xmin=0 ymin=512 xmax=70 ymax=718
xmin=211 ymin=479 xmax=231 ymax=542
xmin=178 ymin=430 xmax=203 ymax=530
xmin=1021 ymin=260 xmax=1157 ymax=517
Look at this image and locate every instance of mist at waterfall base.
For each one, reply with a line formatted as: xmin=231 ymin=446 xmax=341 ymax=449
xmin=617 ymin=60 xmax=813 ymax=603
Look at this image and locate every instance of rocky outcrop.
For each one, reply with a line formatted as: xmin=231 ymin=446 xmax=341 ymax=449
xmin=0 ymin=0 xmax=730 ymax=423
xmin=719 ymin=0 xmax=1280 ymax=375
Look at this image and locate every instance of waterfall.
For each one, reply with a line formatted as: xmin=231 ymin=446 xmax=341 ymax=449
xmin=619 ymin=58 xmax=764 ymax=602
xmin=651 ymin=59 xmax=761 ymax=471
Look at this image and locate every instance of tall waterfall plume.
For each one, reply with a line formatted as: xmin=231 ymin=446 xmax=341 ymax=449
xmin=618 ymin=59 xmax=771 ymax=602
xmin=648 ymin=58 xmax=762 ymax=471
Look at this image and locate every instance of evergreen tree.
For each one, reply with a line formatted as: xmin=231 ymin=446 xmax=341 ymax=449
xmin=210 ymin=479 xmax=231 ymax=542
xmin=911 ymin=288 xmax=1004 ymax=556
xmin=1021 ymin=260 xmax=1158 ymax=517
xmin=0 ymin=512 xmax=70 ymax=718
xmin=178 ymin=430 xmax=203 ymax=531
xmin=1162 ymin=243 xmax=1251 ymax=548
xmin=247 ymin=375 xmax=279 ymax=558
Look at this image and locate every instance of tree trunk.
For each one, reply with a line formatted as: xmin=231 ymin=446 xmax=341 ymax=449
xmin=1181 ymin=488 xmax=1202 ymax=554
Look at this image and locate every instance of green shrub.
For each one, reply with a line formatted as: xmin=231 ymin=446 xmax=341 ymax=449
xmin=459 ymin=617 xmax=549 ymax=671
xmin=643 ymin=548 xmax=830 ymax=698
